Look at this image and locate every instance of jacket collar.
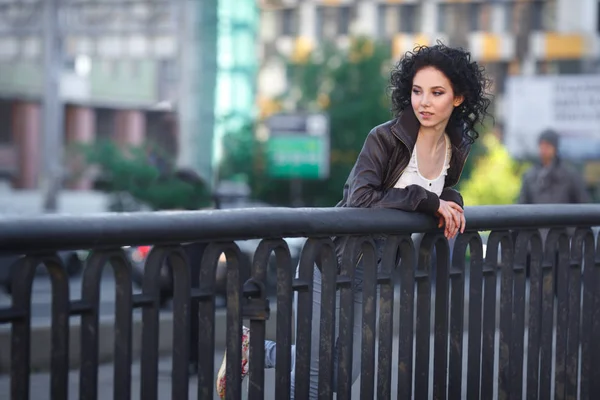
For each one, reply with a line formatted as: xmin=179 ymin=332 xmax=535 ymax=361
xmin=390 ymin=109 xmax=467 ymax=152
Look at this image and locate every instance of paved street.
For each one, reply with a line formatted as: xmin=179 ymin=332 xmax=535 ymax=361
xmin=0 ymin=328 xmax=540 ymax=400
xmin=0 ymin=342 xmax=397 ymax=399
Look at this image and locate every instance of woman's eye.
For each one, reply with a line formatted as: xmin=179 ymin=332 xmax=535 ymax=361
xmin=412 ymin=89 xmax=420 ymax=94
xmin=434 ymin=92 xmax=443 ymax=96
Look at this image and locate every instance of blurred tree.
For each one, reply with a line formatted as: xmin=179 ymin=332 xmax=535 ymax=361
xmin=231 ymin=37 xmax=393 ymax=206
xmin=460 ymin=134 xmax=529 ymax=205
xmin=79 ymin=140 xmax=213 ymax=211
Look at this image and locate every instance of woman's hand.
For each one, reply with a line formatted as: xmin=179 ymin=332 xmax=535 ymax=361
xmin=436 ymin=200 xmax=465 ymax=239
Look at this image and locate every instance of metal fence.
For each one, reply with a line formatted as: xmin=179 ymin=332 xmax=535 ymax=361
xmin=1 ymin=204 xmax=600 ymax=399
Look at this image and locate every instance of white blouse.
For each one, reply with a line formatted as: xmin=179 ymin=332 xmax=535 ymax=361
xmin=394 ymin=134 xmax=452 ymax=196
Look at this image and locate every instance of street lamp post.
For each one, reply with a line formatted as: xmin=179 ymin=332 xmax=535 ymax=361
xmin=42 ymin=0 xmax=63 ymax=212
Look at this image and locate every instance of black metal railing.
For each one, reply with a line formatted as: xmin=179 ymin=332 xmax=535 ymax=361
xmin=1 ymin=204 xmax=600 ymax=399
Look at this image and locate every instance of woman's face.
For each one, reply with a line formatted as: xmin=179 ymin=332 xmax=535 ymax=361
xmin=411 ymin=66 xmax=464 ymax=130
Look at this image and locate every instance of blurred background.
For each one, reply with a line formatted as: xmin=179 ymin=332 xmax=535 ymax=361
xmin=0 ymin=0 xmax=598 ymax=213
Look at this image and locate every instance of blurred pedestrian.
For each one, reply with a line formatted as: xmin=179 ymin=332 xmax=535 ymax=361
xmin=519 ymin=129 xmax=590 ymax=204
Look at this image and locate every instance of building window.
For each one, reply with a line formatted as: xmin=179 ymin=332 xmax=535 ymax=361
xmin=0 ymin=101 xmax=11 ymax=144
xmin=399 ymin=4 xmax=420 ymax=33
xmin=316 ymin=6 xmax=354 ymax=39
xmin=437 ymin=3 xmax=459 ymax=33
xmin=469 ymin=2 xmax=493 ymax=32
xmin=529 ymin=0 xmax=556 ymax=31
xmin=530 ymin=1 xmax=544 ymax=31
xmin=502 ymin=2 xmax=515 ymax=32
xmin=598 ymin=1 xmax=600 ymax=33
xmin=338 ymin=6 xmax=351 ymax=35
xmin=377 ymin=4 xmax=421 ymax=37
xmin=469 ymin=3 xmax=482 ymax=31
xmin=280 ymin=8 xmax=297 ymax=36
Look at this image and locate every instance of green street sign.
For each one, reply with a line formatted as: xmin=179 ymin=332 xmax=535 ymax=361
xmin=266 ymin=135 xmax=325 ymax=178
xmin=265 ymin=113 xmax=330 ymax=180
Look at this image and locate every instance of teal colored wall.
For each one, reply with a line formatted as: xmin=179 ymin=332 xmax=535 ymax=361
xmin=213 ymin=0 xmax=259 ymax=169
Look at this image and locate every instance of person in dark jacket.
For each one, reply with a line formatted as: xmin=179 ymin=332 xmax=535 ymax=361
xmin=216 ymin=43 xmax=492 ymax=399
xmin=519 ymin=129 xmax=590 ymax=204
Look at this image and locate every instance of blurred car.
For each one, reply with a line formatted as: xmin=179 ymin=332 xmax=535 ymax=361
xmin=0 ymin=250 xmax=88 ymax=295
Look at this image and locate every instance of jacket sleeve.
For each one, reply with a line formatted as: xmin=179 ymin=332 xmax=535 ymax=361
xmin=346 ymin=129 xmax=440 ymax=214
xmin=439 ymin=187 xmax=464 ymax=208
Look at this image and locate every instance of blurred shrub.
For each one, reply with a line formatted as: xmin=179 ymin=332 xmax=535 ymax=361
xmin=78 ymin=140 xmax=213 ymax=211
xmin=460 ymin=134 xmax=529 ymax=206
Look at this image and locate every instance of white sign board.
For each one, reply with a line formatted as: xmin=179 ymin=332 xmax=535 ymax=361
xmin=504 ymin=74 xmax=600 ymax=160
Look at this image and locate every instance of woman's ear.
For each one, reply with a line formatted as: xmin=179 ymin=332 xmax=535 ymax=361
xmin=453 ymin=95 xmax=464 ymax=108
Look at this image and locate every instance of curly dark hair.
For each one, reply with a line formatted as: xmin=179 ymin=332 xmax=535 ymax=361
xmin=389 ymin=42 xmax=493 ymax=143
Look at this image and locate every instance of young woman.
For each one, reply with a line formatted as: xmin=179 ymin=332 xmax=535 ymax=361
xmin=216 ymin=42 xmax=492 ymax=399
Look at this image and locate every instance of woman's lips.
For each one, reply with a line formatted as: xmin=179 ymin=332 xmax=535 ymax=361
xmin=420 ymin=111 xmax=433 ymax=119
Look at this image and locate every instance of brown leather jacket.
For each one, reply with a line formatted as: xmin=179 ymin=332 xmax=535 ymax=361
xmin=335 ymin=109 xmax=472 ymax=214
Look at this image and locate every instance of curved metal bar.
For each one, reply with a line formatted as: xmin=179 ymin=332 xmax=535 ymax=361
xmin=79 ymin=249 xmax=134 ymax=400
xmin=335 ymin=236 xmax=362 ymax=399
xmin=195 ymin=241 xmax=246 ymax=400
xmin=354 ymin=237 xmax=378 ymax=400
xmin=246 ymin=238 xmax=293 ymax=400
xmin=511 ymin=230 xmax=543 ymax=399
xmin=577 ymin=226 xmax=598 ymax=399
xmin=248 ymin=239 xmax=294 ymax=400
xmin=482 ymin=230 xmax=513 ymax=399
xmin=567 ymin=227 xmax=594 ymax=399
xmin=591 ymin=231 xmax=600 ymax=396
xmin=292 ymin=237 xmax=318 ymax=399
xmin=312 ymin=237 xmax=340 ymax=400
xmin=449 ymin=232 xmax=483 ymax=400
xmin=139 ymin=245 xmax=190 ymax=400
xmin=541 ymin=228 xmax=570 ymax=399
xmin=165 ymin=246 xmax=191 ymax=400
xmin=11 ymin=253 xmax=69 ymax=400
xmin=413 ymin=232 xmax=450 ymax=400
xmin=375 ymin=234 xmax=414 ymax=399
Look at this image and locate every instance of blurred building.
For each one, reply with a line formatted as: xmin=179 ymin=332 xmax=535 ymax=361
xmin=0 ymin=0 xmax=258 ymax=193
xmin=257 ymin=0 xmax=600 ymax=122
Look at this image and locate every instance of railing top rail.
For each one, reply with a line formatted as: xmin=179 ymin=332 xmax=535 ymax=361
xmin=1 ymin=204 xmax=599 ymax=253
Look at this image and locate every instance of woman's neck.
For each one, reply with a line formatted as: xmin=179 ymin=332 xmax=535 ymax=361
xmin=417 ymin=124 xmax=447 ymax=155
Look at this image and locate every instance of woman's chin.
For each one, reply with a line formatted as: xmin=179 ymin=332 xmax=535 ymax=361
xmin=417 ymin=118 xmax=438 ymax=128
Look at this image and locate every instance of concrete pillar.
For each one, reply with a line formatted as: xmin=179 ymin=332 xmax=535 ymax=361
xmin=12 ymin=101 xmax=40 ymax=189
xmin=114 ymin=109 xmax=146 ymax=148
xmin=65 ymin=105 xmax=95 ymax=190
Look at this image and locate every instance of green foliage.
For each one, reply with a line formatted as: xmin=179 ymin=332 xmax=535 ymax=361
xmin=79 ymin=140 xmax=213 ymax=211
xmin=460 ymin=134 xmax=529 ymax=206
xmin=217 ymin=118 xmax=257 ymax=184
xmin=238 ymin=37 xmax=394 ymax=206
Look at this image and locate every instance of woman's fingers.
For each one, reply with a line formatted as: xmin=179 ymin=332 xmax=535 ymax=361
xmin=460 ymin=213 xmax=466 ymax=233
xmin=450 ymin=209 xmax=461 ymax=232
xmin=448 ymin=202 xmax=464 ymax=213
xmin=444 ymin=212 xmax=454 ymax=238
